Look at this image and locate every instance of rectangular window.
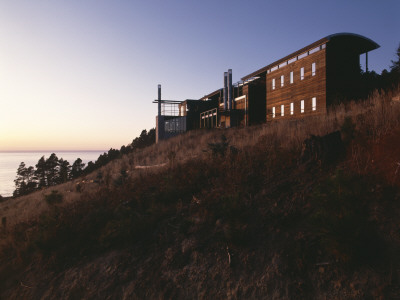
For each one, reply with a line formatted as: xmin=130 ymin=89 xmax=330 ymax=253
xmin=309 ymin=46 xmax=320 ymax=55
xmin=290 ymin=71 xmax=294 ymax=83
xmin=281 ymin=75 xmax=284 ymax=87
xmin=300 ymin=67 xmax=304 ymax=80
xmin=312 ymin=63 xmax=316 ymax=76
xmin=279 ymin=62 xmax=287 ymax=69
xmin=312 ymin=97 xmax=316 ymax=111
xmin=272 ymin=78 xmax=275 ymax=90
xmin=290 ymin=102 xmax=294 ymax=115
xmin=281 ymin=105 xmax=284 ymax=116
xmin=272 ymin=106 xmax=275 ymax=118
xmin=301 ymin=100 xmax=305 ymax=113
xmin=298 ymin=52 xmax=308 ymax=60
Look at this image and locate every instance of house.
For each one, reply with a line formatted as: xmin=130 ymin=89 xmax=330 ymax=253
xmin=154 ymin=33 xmax=380 ymax=142
xmin=241 ymin=32 xmax=380 ymax=121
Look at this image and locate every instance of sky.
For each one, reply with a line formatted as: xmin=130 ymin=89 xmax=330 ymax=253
xmin=0 ymin=0 xmax=399 ymax=151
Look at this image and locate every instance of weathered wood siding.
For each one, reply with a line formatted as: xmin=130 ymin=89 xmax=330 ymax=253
xmin=266 ymin=47 xmax=327 ymax=121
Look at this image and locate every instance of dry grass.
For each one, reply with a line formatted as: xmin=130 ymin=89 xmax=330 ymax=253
xmin=0 ymin=84 xmax=399 ymax=230
xmin=0 ymin=84 xmax=400 ymax=299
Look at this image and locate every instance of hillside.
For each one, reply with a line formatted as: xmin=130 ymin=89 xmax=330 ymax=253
xmin=1 ymin=86 xmax=400 ymax=299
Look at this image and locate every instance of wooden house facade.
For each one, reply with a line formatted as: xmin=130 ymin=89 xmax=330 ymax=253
xmin=154 ymin=33 xmax=379 ymax=142
xmin=241 ymin=33 xmax=379 ymax=121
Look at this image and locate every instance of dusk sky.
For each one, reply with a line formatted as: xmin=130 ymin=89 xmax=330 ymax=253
xmin=1 ymin=1 xmax=399 ymax=151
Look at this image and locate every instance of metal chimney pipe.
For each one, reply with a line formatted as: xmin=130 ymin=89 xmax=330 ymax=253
xmin=158 ymin=84 xmax=161 ymax=116
xmin=228 ymin=69 xmax=233 ymax=110
xmin=223 ymin=72 xmax=228 ymax=111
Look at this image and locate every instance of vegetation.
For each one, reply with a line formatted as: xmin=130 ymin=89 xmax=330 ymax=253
xmin=1 ymin=45 xmax=400 ymax=299
xmin=12 ymin=128 xmax=156 ymax=197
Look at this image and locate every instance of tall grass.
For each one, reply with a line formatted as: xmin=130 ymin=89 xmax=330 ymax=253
xmin=0 ymin=85 xmax=399 ymax=230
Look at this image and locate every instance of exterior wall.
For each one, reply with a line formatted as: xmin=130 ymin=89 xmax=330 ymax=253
xmin=156 ymin=115 xmax=186 ymax=143
xmin=234 ymin=95 xmax=247 ymax=126
xmin=266 ymin=47 xmax=327 ymax=121
xmin=246 ymin=78 xmax=266 ymax=125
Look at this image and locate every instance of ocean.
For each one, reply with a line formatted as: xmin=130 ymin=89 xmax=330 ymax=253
xmin=0 ymin=151 xmax=106 ymax=197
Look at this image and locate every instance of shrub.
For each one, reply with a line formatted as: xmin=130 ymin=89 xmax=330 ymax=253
xmin=207 ymin=134 xmax=229 ymax=157
xmin=44 ymin=190 xmax=63 ymax=205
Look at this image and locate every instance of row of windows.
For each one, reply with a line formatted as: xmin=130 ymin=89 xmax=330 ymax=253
xmin=271 ymin=62 xmax=316 ymax=90
xmin=271 ymin=97 xmax=317 ymax=118
xmin=266 ymin=43 xmax=325 ymax=74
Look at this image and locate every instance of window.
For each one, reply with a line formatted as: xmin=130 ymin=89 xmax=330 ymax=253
xmin=298 ymin=52 xmax=308 ymax=60
xmin=301 ymin=100 xmax=305 ymax=113
xmin=281 ymin=105 xmax=284 ymax=116
xmin=281 ymin=75 xmax=284 ymax=87
xmin=300 ymin=67 xmax=304 ymax=80
xmin=272 ymin=78 xmax=275 ymax=90
xmin=309 ymin=46 xmax=320 ymax=55
xmin=272 ymin=107 xmax=275 ymax=118
xmin=312 ymin=97 xmax=316 ymax=111
xmin=312 ymin=63 xmax=316 ymax=76
xmin=290 ymin=71 xmax=294 ymax=84
xmin=290 ymin=102 xmax=294 ymax=115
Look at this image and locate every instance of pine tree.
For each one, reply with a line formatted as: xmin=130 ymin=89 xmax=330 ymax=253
xmin=390 ymin=43 xmax=400 ymax=74
xmin=13 ymin=163 xmax=36 ymax=196
xmin=46 ymin=153 xmax=59 ymax=186
xmin=35 ymin=156 xmax=47 ymax=188
xmin=58 ymin=158 xmax=71 ymax=183
xmin=71 ymin=158 xmax=85 ymax=178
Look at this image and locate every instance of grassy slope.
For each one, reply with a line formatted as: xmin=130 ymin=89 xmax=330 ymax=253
xmin=1 ymin=86 xmax=400 ymax=299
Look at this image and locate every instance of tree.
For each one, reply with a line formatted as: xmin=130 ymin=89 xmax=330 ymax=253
xmin=390 ymin=43 xmax=400 ymax=74
xmin=131 ymin=128 xmax=156 ymax=150
xmin=58 ymin=158 xmax=71 ymax=183
xmin=46 ymin=153 xmax=59 ymax=186
xmin=13 ymin=162 xmax=36 ymax=197
xmin=35 ymin=156 xmax=47 ymax=188
xmin=71 ymin=158 xmax=85 ymax=178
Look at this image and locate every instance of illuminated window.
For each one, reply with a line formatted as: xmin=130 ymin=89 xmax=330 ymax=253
xmin=309 ymin=46 xmax=320 ymax=55
xmin=301 ymin=100 xmax=305 ymax=113
xmin=290 ymin=71 xmax=294 ymax=83
xmin=272 ymin=78 xmax=275 ymax=90
xmin=281 ymin=105 xmax=284 ymax=116
xmin=312 ymin=63 xmax=316 ymax=76
xmin=281 ymin=75 xmax=284 ymax=87
xmin=298 ymin=52 xmax=308 ymax=60
xmin=300 ymin=67 xmax=304 ymax=80
xmin=272 ymin=106 xmax=275 ymax=118
xmin=312 ymin=97 xmax=316 ymax=111
xmin=290 ymin=102 xmax=294 ymax=115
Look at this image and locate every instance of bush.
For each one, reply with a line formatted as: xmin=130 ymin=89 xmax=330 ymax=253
xmin=44 ymin=190 xmax=63 ymax=205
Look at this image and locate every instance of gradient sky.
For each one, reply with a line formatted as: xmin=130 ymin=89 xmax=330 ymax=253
xmin=1 ymin=0 xmax=399 ymax=151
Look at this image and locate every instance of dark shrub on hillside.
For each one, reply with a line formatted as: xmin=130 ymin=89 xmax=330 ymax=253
xmin=44 ymin=190 xmax=63 ymax=205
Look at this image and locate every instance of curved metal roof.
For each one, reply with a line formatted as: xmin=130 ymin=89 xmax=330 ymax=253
xmin=325 ymin=32 xmax=380 ymax=53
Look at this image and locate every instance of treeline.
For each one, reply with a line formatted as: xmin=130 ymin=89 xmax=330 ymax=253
xmin=13 ymin=155 xmax=86 ymax=197
xmin=13 ymin=128 xmax=155 ymax=197
xmin=83 ymin=129 xmax=155 ymax=175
